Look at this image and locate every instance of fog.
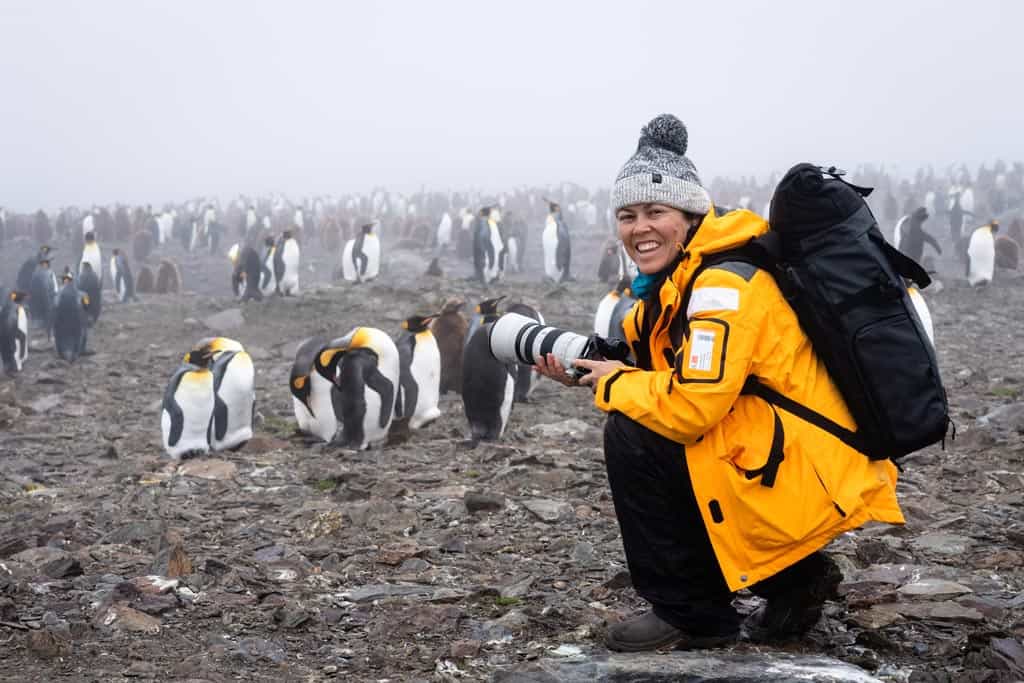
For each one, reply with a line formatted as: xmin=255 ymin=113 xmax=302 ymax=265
xmin=2 ymin=1 xmax=1021 ymax=210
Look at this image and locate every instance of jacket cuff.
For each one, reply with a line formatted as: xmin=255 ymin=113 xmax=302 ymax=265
xmin=594 ymin=366 xmax=641 ymax=411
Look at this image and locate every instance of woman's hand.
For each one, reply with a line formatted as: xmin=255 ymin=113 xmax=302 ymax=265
xmin=573 ymin=358 xmax=626 ymax=390
xmin=534 ymin=353 xmax=579 ymax=386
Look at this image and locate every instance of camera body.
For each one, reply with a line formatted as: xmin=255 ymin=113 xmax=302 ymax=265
xmin=488 ymin=312 xmax=600 ymax=380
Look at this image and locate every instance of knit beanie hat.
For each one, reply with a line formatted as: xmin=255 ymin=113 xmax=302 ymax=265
xmin=610 ymin=114 xmax=711 ymax=216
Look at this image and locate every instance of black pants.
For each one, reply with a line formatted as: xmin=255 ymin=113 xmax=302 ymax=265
xmin=603 ymin=411 xmax=830 ymax=635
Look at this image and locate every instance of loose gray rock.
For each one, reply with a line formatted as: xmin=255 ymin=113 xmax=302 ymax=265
xmin=529 ymin=418 xmax=594 ymax=439
xmin=522 ymin=498 xmax=575 ymax=523
xmin=897 ymin=579 xmax=973 ymax=598
xmin=491 ymin=651 xmax=883 ymax=682
xmin=976 ymin=401 xmax=1024 ymax=431
xmin=911 ymin=532 xmax=974 ymax=556
xmin=343 ymin=583 xmax=436 ymax=603
xmin=202 ymin=308 xmax=245 ymax=331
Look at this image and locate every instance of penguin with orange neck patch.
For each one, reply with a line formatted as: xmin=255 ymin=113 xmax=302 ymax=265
xmin=967 ymin=220 xmax=998 ymax=286
xmin=162 ymin=345 xmax=215 ymax=459
xmin=290 ymin=335 xmax=341 ymax=442
xmin=0 ymin=290 xmax=29 ymax=374
xmin=186 ymin=337 xmax=254 ymax=451
xmin=314 ymin=327 xmax=399 ymax=449
xmin=395 ymin=315 xmax=442 ymax=429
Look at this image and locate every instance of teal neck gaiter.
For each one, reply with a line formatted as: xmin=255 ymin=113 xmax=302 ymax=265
xmin=631 ymin=254 xmax=683 ymax=301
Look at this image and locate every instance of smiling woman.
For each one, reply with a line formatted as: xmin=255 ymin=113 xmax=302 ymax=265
xmin=536 ymin=113 xmax=905 ymax=654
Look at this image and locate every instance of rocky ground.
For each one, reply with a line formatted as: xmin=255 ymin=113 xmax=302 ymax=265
xmin=0 ymin=231 xmax=1023 ymax=682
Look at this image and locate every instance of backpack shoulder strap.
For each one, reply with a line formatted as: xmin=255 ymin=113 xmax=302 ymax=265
xmin=741 ymin=376 xmax=872 ymax=457
xmin=679 ymin=234 xmax=781 ymax=325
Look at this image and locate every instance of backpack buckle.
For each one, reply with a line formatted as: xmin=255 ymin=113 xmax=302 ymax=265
xmin=819 ymin=165 xmax=847 ymax=178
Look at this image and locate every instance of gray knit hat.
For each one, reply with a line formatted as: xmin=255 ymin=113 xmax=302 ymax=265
xmin=610 ymin=114 xmax=711 ymax=215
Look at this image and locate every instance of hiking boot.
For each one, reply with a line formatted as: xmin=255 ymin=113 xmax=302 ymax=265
xmin=605 ymin=610 xmax=738 ymax=652
xmin=744 ymin=554 xmax=844 ymax=643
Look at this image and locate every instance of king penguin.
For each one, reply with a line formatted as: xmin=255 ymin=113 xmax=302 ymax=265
xmin=542 ymin=201 xmax=572 ymax=282
xmin=232 ymin=244 xmax=263 ymax=301
xmin=187 ymin=337 xmax=255 ymax=451
xmin=260 ymin=237 xmax=278 ymax=296
xmin=227 ymin=244 xmax=243 ymax=299
xmin=395 ymin=315 xmax=442 ymax=429
xmin=966 ymin=220 xmax=998 ymax=286
xmin=595 ymin=276 xmax=635 ymax=341
xmin=462 ymin=302 xmax=515 ymax=442
xmin=314 ymin=327 xmax=399 ymax=449
xmin=17 ymin=245 xmax=52 ymax=292
xmin=162 ymin=345 xmax=216 ymax=459
xmin=27 ymin=258 xmax=58 ymax=334
xmin=436 ymin=212 xmax=453 ymax=251
xmin=483 ymin=207 xmax=506 ymax=284
xmin=505 ymin=302 xmax=544 ymax=403
xmin=907 ymin=286 xmax=935 ymax=347
xmin=274 ymin=230 xmax=301 ymax=295
xmin=80 ymin=231 xmax=102 ymax=285
xmin=0 ymin=290 xmax=29 ymax=374
xmin=53 ymin=272 xmax=89 ymax=362
xmin=110 ymin=248 xmax=137 ymax=303
xmin=342 ymin=223 xmax=381 ymax=283
xmin=77 ymin=261 xmax=102 ymax=327
xmin=892 ymin=214 xmax=908 ymax=251
xmin=432 ymin=298 xmax=468 ymax=395
xmin=290 ymin=335 xmax=341 ymax=441
xmin=466 ymin=295 xmax=506 ymax=349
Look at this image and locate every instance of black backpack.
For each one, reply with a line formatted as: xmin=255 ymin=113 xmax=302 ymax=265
xmin=683 ymin=163 xmax=951 ymax=463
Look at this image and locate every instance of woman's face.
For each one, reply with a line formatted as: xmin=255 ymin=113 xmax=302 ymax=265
xmin=616 ymin=203 xmax=692 ymax=274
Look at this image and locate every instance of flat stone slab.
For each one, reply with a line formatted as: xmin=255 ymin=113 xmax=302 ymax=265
xmin=897 ymin=578 xmax=972 ymax=597
xmin=492 ymin=651 xmax=881 ymax=682
xmin=342 ymin=583 xmax=436 ymax=603
xmin=202 ymin=308 xmax=245 ymax=331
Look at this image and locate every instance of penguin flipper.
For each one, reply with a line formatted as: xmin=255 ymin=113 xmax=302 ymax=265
xmin=400 ymin=371 xmax=418 ymax=422
xmin=212 ymin=395 xmax=229 ymax=441
xmin=163 ymin=373 xmax=187 ymax=447
xmin=329 ymin=384 xmax=345 ymax=427
xmin=365 ymin=368 xmax=395 ymax=429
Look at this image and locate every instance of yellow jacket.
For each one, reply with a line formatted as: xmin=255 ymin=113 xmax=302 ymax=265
xmin=594 ymin=208 xmax=904 ymax=591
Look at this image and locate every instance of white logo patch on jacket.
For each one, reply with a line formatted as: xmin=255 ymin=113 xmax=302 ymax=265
xmin=686 ymin=287 xmax=740 ymax=318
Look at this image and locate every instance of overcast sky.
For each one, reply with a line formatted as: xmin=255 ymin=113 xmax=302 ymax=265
xmin=2 ymin=1 xmax=1020 ymax=210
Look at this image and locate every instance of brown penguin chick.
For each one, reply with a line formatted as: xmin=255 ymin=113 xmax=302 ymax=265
xmin=995 ymin=235 xmax=1020 ymax=270
xmin=155 ymin=258 xmax=182 ymax=294
xmin=136 ymin=265 xmax=155 ymax=293
xmin=431 ymin=298 xmax=468 ymax=394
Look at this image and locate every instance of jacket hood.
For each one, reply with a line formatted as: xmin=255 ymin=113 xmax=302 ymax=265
xmin=686 ymin=207 xmax=769 ymax=260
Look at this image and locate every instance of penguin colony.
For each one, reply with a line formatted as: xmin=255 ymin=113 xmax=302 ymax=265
xmin=2 ymin=184 xmax=1018 ymax=459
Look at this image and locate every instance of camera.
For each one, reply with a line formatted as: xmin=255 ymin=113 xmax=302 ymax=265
xmin=488 ymin=312 xmax=629 ymax=380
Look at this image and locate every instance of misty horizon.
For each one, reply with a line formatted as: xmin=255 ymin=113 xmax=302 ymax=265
xmin=2 ymin=1 xmax=1021 ymax=211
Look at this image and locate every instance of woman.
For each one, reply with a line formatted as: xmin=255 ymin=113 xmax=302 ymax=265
xmin=536 ymin=114 xmax=903 ymax=652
